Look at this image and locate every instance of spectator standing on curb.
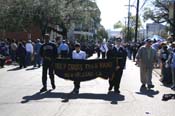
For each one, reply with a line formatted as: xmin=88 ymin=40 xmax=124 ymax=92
xmin=16 ymin=42 xmax=26 ymax=68
xmin=33 ymin=39 xmax=42 ymax=68
xmin=25 ymin=40 xmax=33 ymax=66
xmin=160 ymin=42 xmax=172 ymax=85
xmin=10 ymin=39 xmax=17 ymax=62
xmin=58 ymin=40 xmax=69 ymax=58
xmin=170 ymin=42 xmax=175 ymax=90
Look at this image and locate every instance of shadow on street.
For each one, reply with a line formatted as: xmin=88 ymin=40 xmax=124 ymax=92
xmin=26 ymin=67 xmax=40 ymax=71
xmin=21 ymin=90 xmax=125 ymax=105
xmin=135 ymin=86 xmax=159 ymax=98
xmin=7 ymin=67 xmax=21 ymax=71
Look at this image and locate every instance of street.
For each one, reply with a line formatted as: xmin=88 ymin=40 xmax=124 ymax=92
xmin=0 ymin=54 xmax=175 ymax=116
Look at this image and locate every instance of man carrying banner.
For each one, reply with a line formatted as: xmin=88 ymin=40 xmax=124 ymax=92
xmin=39 ymin=34 xmax=57 ymax=92
xmin=71 ymin=43 xmax=86 ymax=94
xmin=108 ymin=38 xmax=127 ymax=93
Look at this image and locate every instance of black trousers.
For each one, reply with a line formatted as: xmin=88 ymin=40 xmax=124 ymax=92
xmin=102 ymin=52 xmax=106 ymax=59
xmin=19 ymin=56 xmax=26 ymax=68
xmin=42 ymin=61 xmax=55 ymax=88
xmin=61 ymin=50 xmax=68 ymax=58
xmin=109 ymin=69 xmax=123 ymax=91
xmin=73 ymin=81 xmax=80 ymax=89
xmin=0 ymin=59 xmax=5 ymax=67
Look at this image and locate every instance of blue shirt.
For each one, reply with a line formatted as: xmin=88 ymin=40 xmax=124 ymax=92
xmin=57 ymin=43 xmax=69 ymax=53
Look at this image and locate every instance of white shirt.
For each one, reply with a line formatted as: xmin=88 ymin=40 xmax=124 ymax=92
xmin=100 ymin=43 xmax=108 ymax=53
xmin=25 ymin=43 xmax=33 ymax=53
xmin=72 ymin=50 xmax=86 ymax=59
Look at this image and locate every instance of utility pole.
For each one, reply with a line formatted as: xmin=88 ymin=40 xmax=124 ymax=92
xmin=124 ymin=17 xmax=128 ymax=39
xmin=134 ymin=0 xmax=139 ymax=43
xmin=127 ymin=0 xmax=131 ymax=42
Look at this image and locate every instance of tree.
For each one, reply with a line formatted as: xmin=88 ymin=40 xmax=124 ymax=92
xmin=114 ymin=21 xmax=123 ymax=29
xmin=113 ymin=15 xmax=142 ymax=41
xmin=0 ymin=0 xmax=101 ymax=39
xmin=143 ymin=0 xmax=173 ymax=29
xmin=96 ymin=26 xmax=108 ymax=41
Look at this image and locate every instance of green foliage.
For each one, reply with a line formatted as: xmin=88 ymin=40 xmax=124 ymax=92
xmin=0 ymin=0 xmax=101 ymax=37
xmin=96 ymin=27 xmax=108 ymax=41
xmin=143 ymin=0 xmax=172 ymax=26
xmin=113 ymin=15 xmax=142 ymax=41
xmin=113 ymin=21 xmax=123 ymax=29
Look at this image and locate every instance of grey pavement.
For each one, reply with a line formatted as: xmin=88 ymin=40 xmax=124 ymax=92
xmin=0 ymin=54 xmax=175 ymax=116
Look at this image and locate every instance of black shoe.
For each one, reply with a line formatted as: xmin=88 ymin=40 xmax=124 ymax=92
xmin=108 ymin=86 xmax=113 ymax=91
xmin=171 ymin=85 xmax=175 ymax=90
xmin=40 ymin=87 xmax=47 ymax=92
xmin=52 ymin=85 xmax=56 ymax=90
xmin=141 ymin=84 xmax=146 ymax=88
xmin=71 ymin=88 xmax=79 ymax=94
xmin=114 ymin=89 xmax=120 ymax=93
xmin=148 ymin=84 xmax=154 ymax=88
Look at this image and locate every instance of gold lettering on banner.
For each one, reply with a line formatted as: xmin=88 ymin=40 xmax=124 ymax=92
xmin=99 ymin=62 xmax=112 ymax=68
xmin=67 ymin=64 xmax=83 ymax=71
xmin=94 ymin=63 xmax=99 ymax=69
xmin=55 ymin=63 xmax=67 ymax=70
xmin=75 ymin=72 xmax=81 ymax=77
xmin=64 ymin=73 xmax=70 ymax=78
xmin=85 ymin=64 xmax=96 ymax=70
xmin=81 ymin=72 xmax=94 ymax=77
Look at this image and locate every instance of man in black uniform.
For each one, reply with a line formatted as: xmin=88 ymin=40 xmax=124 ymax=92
xmin=108 ymin=38 xmax=127 ymax=93
xmin=39 ymin=34 xmax=57 ymax=92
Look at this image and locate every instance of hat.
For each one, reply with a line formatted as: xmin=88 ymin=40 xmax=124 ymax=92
xmin=116 ymin=38 xmax=122 ymax=42
xmin=161 ymin=41 xmax=167 ymax=45
xmin=44 ymin=33 xmax=50 ymax=37
xmin=172 ymin=41 xmax=175 ymax=45
xmin=36 ymin=39 xmax=40 ymax=42
xmin=28 ymin=40 xmax=32 ymax=43
xmin=75 ymin=43 xmax=80 ymax=47
xmin=144 ymin=39 xmax=152 ymax=43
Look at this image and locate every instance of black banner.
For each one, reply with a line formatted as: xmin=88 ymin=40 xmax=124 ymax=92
xmin=54 ymin=59 xmax=117 ymax=82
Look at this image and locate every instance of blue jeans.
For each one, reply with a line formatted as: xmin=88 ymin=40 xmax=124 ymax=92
xmin=25 ymin=52 xmax=32 ymax=66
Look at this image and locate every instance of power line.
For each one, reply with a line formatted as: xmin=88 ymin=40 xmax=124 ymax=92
xmin=131 ymin=0 xmax=137 ymax=5
xmin=139 ymin=0 xmax=148 ymax=10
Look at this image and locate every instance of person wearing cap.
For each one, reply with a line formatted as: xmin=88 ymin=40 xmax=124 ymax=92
xmin=33 ymin=39 xmax=42 ymax=67
xmin=16 ymin=42 xmax=26 ymax=68
xmin=136 ymin=39 xmax=157 ymax=89
xmin=108 ymin=38 xmax=127 ymax=93
xmin=39 ymin=34 xmax=57 ymax=92
xmin=167 ymin=42 xmax=175 ymax=90
xmin=159 ymin=42 xmax=172 ymax=85
xmin=57 ymin=40 xmax=69 ymax=58
xmin=25 ymin=39 xmax=33 ymax=66
xmin=71 ymin=43 xmax=86 ymax=94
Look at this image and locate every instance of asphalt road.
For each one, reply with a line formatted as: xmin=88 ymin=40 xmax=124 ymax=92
xmin=0 ymin=55 xmax=175 ymax=116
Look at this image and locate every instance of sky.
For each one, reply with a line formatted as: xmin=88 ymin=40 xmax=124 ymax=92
xmin=95 ymin=0 xmax=148 ymax=30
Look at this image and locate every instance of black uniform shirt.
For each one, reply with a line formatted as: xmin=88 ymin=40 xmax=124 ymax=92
xmin=112 ymin=46 xmax=127 ymax=70
xmin=40 ymin=42 xmax=57 ymax=62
